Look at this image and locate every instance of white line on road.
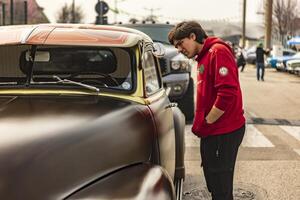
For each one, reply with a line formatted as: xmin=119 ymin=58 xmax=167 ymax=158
xmin=185 ymin=125 xmax=275 ymax=148
xmin=293 ymin=149 xmax=300 ymax=157
xmin=242 ymin=125 xmax=274 ymax=147
xmin=248 ymin=111 xmax=258 ymax=118
xmin=279 ymin=126 xmax=300 ymax=142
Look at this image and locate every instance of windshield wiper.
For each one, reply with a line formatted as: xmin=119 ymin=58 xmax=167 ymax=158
xmin=53 ymin=75 xmax=100 ymax=93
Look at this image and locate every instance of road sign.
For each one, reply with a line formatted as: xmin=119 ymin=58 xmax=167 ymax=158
xmin=95 ymin=1 xmax=109 ymax=15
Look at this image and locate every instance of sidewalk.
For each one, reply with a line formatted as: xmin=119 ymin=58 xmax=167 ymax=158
xmin=184 ymin=64 xmax=300 ymax=200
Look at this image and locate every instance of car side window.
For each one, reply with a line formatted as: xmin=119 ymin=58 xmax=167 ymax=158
xmin=143 ymin=51 xmax=161 ymax=95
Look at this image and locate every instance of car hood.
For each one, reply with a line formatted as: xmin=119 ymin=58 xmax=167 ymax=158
xmin=0 ymin=95 xmax=154 ymax=199
xmin=273 ymin=55 xmax=294 ymax=60
xmin=278 ymin=55 xmax=300 ymax=62
xmin=163 ymin=44 xmax=182 ymax=59
xmin=287 ymin=59 xmax=300 ymax=64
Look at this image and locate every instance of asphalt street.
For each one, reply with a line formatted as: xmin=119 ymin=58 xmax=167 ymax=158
xmin=183 ymin=65 xmax=300 ymax=200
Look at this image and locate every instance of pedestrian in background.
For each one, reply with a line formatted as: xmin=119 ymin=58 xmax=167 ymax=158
xmin=237 ymin=47 xmax=247 ymax=72
xmin=255 ymin=42 xmax=269 ymax=81
xmin=168 ymin=21 xmax=245 ymax=200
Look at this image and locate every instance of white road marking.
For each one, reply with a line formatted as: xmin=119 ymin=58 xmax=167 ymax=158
xmin=248 ymin=111 xmax=258 ymax=118
xmin=293 ymin=149 xmax=300 ymax=157
xmin=242 ymin=125 xmax=274 ymax=147
xmin=185 ymin=125 xmax=275 ymax=148
xmin=279 ymin=126 xmax=300 ymax=142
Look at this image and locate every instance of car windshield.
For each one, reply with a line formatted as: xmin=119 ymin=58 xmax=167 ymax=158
xmin=293 ymin=52 xmax=300 ymax=58
xmin=125 ymin=25 xmax=172 ymax=44
xmin=0 ymin=45 xmax=135 ymax=92
xmin=283 ymin=49 xmax=296 ymax=56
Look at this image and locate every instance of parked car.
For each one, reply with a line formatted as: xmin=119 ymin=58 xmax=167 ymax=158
xmin=245 ymin=45 xmax=257 ymax=64
xmin=119 ymin=23 xmax=195 ymax=121
xmin=0 ymin=24 xmax=186 ymax=199
xmin=276 ymin=52 xmax=300 ymax=71
xmin=266 ymin=48 xmax=296 ymax=68
xmin=286 ymin=59 xmax=300 ymax=74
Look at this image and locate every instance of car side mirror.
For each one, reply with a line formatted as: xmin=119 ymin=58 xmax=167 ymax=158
xmin=153 ymin=42 xmax=165 ymax=58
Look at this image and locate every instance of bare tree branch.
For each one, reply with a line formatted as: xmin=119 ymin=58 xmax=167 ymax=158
xmin=273 ymin=0 xmax=299 ymax=42
xmin=56 ymin=3 xmax=84 ymax=23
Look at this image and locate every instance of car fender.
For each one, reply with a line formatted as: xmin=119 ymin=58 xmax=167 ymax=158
xmin=171 ymin=106 xmax=186 ymax=180
xmin=67 ymin=163 xmax=176 ymax=200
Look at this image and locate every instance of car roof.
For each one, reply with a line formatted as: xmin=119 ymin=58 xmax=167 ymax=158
xmin=0 ymin=23 xmax=153 ymax=47
xmin=121 ymin=23 xmax=174 ymax=28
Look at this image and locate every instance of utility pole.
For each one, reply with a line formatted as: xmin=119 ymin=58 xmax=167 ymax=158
xmin=2 ymin=2 xmax=6 ymax=25
xmin=24 ymin=0 xmax=27 ymax=24
xmin=265 ymin=0 xmax=273 ymax=49
xmin=72 ymin=0 xmax=75 ymax=23
xmin=144 ymin=7 xmax=160 ymax=22
xmin=10 ymin=0 xmax=13 ymax=25
xmin=241 ymin=0 xmax=247 ymax=48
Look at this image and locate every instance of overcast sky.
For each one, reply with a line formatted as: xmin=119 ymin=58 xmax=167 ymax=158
xmin=36 ymin=0 xmax=264 ymax=24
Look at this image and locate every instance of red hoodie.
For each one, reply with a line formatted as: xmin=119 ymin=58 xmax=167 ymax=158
xmin=191 ymin=37 xmax=245 ymax=138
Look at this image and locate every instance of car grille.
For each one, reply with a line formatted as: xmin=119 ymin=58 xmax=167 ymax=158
xmin=291 ymin=63 xmax=300 ymax=68
xmin=158 ymin=58 xmax=168 ymax=75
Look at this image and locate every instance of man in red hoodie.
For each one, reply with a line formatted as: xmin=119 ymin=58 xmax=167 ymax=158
xmin=168 ymin=21 xmax=245 ymax=200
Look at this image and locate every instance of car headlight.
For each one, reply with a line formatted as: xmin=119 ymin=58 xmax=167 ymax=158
xmin=276 ymin=61 xmax=284 ymax=67
xmin=171 ymin=61 xmax=181 ymax=70
xmin=170 ymin=60 xmax=189 ymax=70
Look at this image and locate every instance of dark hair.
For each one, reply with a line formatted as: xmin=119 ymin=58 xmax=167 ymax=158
xmin=168 ymin=21 xmax=208 ymax=45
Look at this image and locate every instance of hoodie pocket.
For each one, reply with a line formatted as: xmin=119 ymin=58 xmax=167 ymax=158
xmin=192 ymin=110 xmax=205 ymax=134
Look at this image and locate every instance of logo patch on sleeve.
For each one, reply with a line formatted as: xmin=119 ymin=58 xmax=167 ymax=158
xmin=198 ymin=64 xmax=205 ymax=74
xmin=219 ymin=66 xmax=228 ymax=76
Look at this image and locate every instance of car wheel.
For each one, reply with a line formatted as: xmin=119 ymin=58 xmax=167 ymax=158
xmin=177 ymin=77 xmax=194 ymax=123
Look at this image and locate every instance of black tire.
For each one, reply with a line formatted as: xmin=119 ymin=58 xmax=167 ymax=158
xmin=176 ymin=78 xmax=194 ymax=123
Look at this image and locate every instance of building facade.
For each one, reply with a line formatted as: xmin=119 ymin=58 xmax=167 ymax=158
xmin=0 ymin=0 xmax=49 ymax=25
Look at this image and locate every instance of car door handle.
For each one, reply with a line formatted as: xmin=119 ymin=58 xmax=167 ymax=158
xmin=165 ymin=102 xmax=178 ymax=109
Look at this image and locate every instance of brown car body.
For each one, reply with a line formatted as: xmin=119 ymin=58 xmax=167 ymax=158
xmin=0 ymin=24 xmax=185 ymax=200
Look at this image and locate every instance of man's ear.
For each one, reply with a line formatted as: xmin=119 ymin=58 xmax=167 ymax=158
xmin=189 ymin=33 xmax=196 ymax=41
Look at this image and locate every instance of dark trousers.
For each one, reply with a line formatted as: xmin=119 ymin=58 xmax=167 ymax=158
xmin=200 ymin=125 xmax=245 ymax=200
xmin=240 ymin=64 xmax=246 ymax=72
xmin=256 ymin=62 xmax=265 ymax=81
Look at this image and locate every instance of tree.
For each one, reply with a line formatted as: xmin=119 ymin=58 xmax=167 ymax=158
xmin=56 ymin=3 xmax=84 ymax=23
xmin=129 ymin=18 xmax=139 ymax=24
xmin=273 ymin=0 xmax=299 ymax=43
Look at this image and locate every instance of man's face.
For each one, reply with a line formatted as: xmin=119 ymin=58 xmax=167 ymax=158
xmin=174 ymin=33 xmax=203 ymax=58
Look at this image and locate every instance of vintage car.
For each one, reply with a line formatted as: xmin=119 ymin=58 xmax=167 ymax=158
xmin=0 ymin=24 xmax=186 ymax=200
xmin=245 ymin=45 xmax=257 ymax=64
xmin=266 ymin=48 xmax=296 ymax=68
xmin=286 ymin=59 xmax=300 ymax=74
xmin=276 ymin=52 xmax=300 ymax=71
xmin=119 ymin=23 xmax=195 ymax=121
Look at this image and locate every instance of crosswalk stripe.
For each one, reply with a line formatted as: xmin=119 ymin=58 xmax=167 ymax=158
xmin=279 ymin=126 xmax=300 ymax=142
xmin=242 ymin=125 xmax=274 ymax=147
xmin=293 ymin=149 xmax=300 ymax=156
